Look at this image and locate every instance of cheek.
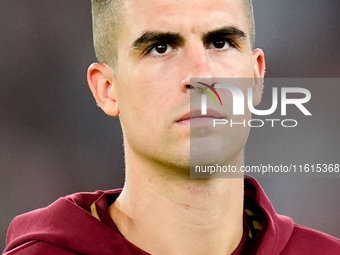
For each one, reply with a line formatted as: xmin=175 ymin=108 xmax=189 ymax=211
xmin=115 ymin=71 xmax=173 ymax=124
xmin=209 ymin=53 xmax=254 ymax=78
xmin=232 ymin=59 xmax=254 ymax=77
xmin=124 ymin=66 xmax=178 ymax=105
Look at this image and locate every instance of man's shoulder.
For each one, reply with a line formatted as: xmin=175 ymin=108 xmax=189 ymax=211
xmin=4 ymin=190 xmax=126 ymax=255
xmin=7 ymin=190 xmax=115 ymax=233
xmin=246 ymin=177 xmax=340 ymax=255
xmin=281 ymin=223 xmax=340 ymax=255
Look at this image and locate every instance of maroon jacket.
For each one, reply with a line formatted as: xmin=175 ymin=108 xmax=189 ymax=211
xmin=3 ymin=178 xmax=340 ymax=254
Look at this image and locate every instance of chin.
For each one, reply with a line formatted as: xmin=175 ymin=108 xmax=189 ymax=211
xmin=191 ymin=142 xmax=229 ymax=165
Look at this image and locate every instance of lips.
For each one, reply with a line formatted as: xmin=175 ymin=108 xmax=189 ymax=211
xmin=176 ymin=109 xmax=224 ymax=124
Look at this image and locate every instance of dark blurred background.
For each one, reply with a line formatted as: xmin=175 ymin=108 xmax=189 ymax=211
xmin=0 ymin=0 xmax=339 ymax=251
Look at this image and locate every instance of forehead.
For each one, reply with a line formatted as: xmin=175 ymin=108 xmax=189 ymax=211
xmin=119 ymin=0 xmax=249 ymax=43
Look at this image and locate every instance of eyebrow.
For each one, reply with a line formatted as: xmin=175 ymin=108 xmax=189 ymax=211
xmin=131 ymin=26 xmax=247 ymax=51
xmin=132 ymin=32 xmax=185 ymax=49
xmin=202 ymin=26 xmax=247 ymax=43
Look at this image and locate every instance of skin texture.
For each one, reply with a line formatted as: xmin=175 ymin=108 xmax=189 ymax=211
xmin=87 ymin=0 xmax=265 ymax=254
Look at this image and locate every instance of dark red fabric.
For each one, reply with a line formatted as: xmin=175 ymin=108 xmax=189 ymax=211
xmin=231 ymin=215 xmax=257 ymax=255
xmin=4 ymin=178 xmax=340 ymax=254
xmin=245 ymin=178 xmax=340 ymax=255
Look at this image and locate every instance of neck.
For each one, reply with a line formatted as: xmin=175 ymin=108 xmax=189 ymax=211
xmin=110 ymin=150 xmax=245 ymax=255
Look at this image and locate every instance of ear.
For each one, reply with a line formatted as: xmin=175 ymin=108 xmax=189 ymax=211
xmin=252 ymin=48 xmax=266 ymax=106
xmin=87 ymin=63 xmax=119 ymax=117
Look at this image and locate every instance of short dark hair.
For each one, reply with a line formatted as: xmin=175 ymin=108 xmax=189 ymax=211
xmin=91 ymin=0 xmax=124 ymax=66
xmin=243 ymin=0 xmax=256 ymax=47
xmin=91 ymin=0 xmax=255 ymax=66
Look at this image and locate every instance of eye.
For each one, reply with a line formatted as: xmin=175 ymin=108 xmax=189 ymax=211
xmin=147 ymin=42 xmax=174 ymax=56
xmin=207 ymin=39 xmax=234 ymax=50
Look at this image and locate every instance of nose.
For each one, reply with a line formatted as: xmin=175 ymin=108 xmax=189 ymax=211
xmin=180 ymin=43 xmax=214 ymax=92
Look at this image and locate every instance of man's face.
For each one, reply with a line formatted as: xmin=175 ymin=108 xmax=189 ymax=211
xmin=109 ymin=0 xmax=264 ymax=172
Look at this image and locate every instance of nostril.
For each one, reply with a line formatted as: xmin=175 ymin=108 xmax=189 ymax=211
xmin=186 ymin=84 xmax=194 ymax=89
